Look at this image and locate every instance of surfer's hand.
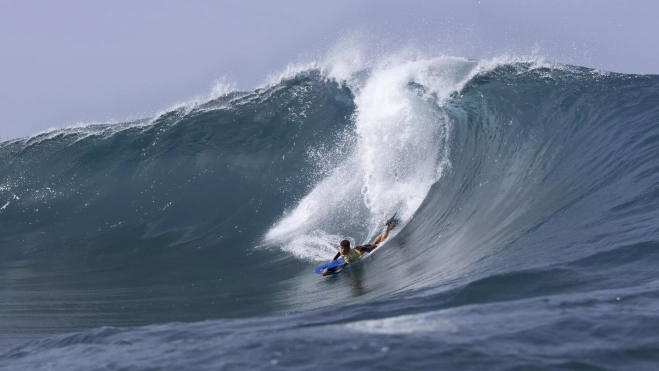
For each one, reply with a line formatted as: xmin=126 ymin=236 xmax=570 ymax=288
xmin=322 ymin=268 xmax=328 ymax=276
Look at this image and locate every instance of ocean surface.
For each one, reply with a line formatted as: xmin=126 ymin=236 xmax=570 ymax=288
xmin=1 ymin=56 xmax=658 ymax=370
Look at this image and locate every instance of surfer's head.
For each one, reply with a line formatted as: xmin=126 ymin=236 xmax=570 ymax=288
xmin=340 ymin=239 xmax=351 ymax=254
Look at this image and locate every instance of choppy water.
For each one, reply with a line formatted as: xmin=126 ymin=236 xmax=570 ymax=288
xmin=1 ymin=55 xmax=659 ymax=370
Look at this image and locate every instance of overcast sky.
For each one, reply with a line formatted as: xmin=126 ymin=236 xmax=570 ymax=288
xmin=1 ymin=0 xmax=657 ymax=140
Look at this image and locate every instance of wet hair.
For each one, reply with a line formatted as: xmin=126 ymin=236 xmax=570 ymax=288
xmin=340 ymin=239 xmax=351 ymax=248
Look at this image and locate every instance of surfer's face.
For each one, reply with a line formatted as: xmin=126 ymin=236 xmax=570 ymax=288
xmin=340 ymin=246 xmax=350 ymax=254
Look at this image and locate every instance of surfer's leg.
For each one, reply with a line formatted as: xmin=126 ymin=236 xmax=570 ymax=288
xmin=371 ymin=224 xmax=390 ymax=246
xmin=356 ymin=244 xmax=377 ymax=254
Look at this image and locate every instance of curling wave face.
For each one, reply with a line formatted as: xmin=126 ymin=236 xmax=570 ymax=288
xmin=1 ymin=56 xmax=659 ymax=370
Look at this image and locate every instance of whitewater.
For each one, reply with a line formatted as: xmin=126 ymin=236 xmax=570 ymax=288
xmin=1 ymin=51 xmax=659 ymax=370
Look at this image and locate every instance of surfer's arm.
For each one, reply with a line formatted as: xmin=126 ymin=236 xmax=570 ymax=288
xmin=332 ymin=251 xmax=341 ymax=261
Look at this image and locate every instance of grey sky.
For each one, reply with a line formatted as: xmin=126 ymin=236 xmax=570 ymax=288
xmin=1 ymin=0 xmax=657 ymax=140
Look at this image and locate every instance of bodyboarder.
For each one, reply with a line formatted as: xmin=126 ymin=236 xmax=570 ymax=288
xmin=321 ymin=220 xmax=394 ymax=276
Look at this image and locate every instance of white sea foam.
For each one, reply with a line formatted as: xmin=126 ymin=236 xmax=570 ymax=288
xmin=343 ymin=300 xmax=553 ymax=336
xmin=263 ymin=44 xmax=554 ymax=261
xmin=265 ymin=54 xmax=492 ymax=261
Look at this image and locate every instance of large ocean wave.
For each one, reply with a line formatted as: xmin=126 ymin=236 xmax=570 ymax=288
xmin=1 ymin=54 xmax=659 ymax=370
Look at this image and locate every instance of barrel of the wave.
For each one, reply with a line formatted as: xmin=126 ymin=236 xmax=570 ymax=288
xmin=314 ymin=209 xmax=401 ymax=276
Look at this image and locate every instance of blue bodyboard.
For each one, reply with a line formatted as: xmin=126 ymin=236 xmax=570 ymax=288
xmin=314 ymin=257 xmax=346 ymax=275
